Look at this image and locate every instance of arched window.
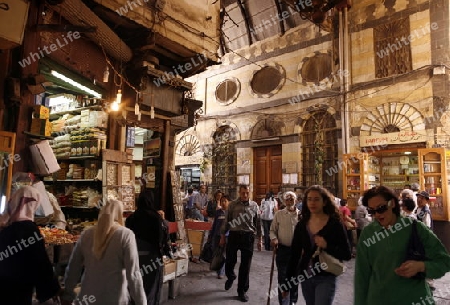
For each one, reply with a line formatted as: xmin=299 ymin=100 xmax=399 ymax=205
xmin=302 ymin=111 xmax=339 ymax=194
xmin=211 ymin=126 xmax=237 ymax=197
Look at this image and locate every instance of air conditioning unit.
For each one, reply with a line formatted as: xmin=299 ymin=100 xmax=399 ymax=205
xmin=0 ymin=0 xmax=30 ymax=49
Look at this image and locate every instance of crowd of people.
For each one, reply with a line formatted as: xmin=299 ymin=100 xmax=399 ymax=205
xmin=0 ymin=179 xmax=449 ymax=305
xmin=182 ymin=183 xmax=450 ymax=305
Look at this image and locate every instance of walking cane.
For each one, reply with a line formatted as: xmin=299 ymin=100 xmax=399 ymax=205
xmin=267 ymin=247 xmax=276 ymax=305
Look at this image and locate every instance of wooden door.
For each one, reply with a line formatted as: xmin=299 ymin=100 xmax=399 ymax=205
xmin=253 ymin=145 xmax=282 ymax=202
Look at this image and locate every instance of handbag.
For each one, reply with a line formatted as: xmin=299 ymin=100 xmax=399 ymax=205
xmin=405 ymin=220 xmax=427 ymax=279
xmin=200 ymin=239 xmax=214 ymax=263
xmin=312 ymin=247 xmax=345 ymax=276
xmin=210 ymin=246 xmax=225 ymax=271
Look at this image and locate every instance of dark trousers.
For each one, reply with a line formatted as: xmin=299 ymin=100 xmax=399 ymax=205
xmin=135 ymin=254 xmax=163 ymax=305
xmin=276 ymin=245 xmax=298 ymax=305
xmin=225 ymin=231 xmax=255 ymax=294
xmin=261 ymin=219 xmax=273 ymax=251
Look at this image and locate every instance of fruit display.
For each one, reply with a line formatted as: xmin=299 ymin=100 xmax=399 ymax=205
xmin=39 ymin=227 xmax=79 ymax=245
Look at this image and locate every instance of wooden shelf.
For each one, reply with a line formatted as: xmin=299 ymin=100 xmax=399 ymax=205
xmin=50 ymin=105 xmax=102 ymax=120
xmin=57 ymin=156 xmax=99 ymax=161
xmin=23 ymin=131 xmax=54 ymax=140
xmin=45 ymin=179 xmax=99 ymax=182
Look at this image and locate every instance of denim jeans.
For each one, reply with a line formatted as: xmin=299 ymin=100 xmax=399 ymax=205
xmin=276 ymin=245 xmax=298 ymax=305
xmin=261 ymin=219 xmax=273 ymax=251
xmin=301 ymin=274 xmax=336 ymax=305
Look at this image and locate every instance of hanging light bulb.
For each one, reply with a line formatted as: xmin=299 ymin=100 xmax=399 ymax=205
xmin=103 ymin=66 xmax=109 ymax=82
xmin=111 ymin=100 xmax=119 ymax=111
xmin=116 ymin=89 xmax=122 ymax=104
xmin=150 ymin=106 xmax=155 ymax=119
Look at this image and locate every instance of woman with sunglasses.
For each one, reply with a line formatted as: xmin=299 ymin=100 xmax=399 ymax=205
xmin=285 ymin=185 xmax=351 ymax=305
xmin=355 ymin=186 xmax=450 ymax=305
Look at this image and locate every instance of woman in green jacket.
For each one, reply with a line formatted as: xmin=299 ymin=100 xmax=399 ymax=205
xmin=355 ymin=186 xmax=450 ymax=305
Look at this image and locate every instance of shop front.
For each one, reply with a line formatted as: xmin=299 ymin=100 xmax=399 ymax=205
xmin=342 ymin=129 xmax=450 ymax=249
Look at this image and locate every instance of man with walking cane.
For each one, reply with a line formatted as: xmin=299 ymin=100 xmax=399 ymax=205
xmin=270 ymin=191 xmax=301 ymax=305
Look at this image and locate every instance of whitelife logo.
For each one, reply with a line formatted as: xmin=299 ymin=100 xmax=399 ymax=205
xmin=18 ymin=32 xmax=81 ymax=68
xmin=0 ymin=231 xmax=43 ymax=261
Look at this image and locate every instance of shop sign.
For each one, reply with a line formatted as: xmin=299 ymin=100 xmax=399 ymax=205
xmin=360 ymin=130 xmax=427 ymax=147
xmin=175 ymin=155 xmax=203 ymax=166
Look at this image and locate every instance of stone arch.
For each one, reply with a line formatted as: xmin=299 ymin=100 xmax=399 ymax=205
xmin=360 ymin=102 xmax=425 ymax=136
xmin=210 ymin=122 xmax=241 ymax=142
xmin=294 ymin=103 xmax=339 ymax=134
xmin=250 ymin=117 xmax=286 ymax=140
xmin=175 ymin=133 xmax=201 ymax=156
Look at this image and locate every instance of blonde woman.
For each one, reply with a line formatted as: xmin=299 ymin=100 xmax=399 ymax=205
xmin=62 ymin=199 xmax=146 ymax=305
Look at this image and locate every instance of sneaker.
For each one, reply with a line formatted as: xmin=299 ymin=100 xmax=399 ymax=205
xmin=217 ymin=275 xmax=223 ymax=279
xmin=225 ymin=279 xmax=233 ymax=290
xmin=238 ymin=292 xmax=249 ymax=302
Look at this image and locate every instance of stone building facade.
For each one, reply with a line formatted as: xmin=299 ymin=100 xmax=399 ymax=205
xmin=175 ymin=0 xmax=450 ymax=205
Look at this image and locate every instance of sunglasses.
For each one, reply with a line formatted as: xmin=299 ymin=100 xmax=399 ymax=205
xmin=367 ymin=200 xmax=392 ymax=215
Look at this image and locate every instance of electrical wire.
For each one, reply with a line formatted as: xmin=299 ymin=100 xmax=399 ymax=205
xmin=100 ymin=44 xmax=139 ymax=94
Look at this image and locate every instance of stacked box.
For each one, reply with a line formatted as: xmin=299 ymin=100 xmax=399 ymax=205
xmin=163 ymin=260 xmax=176 ymax=282
xmin=32 ymin=105 xmax=50 ymax=119
xmin=175 ymin=258 xmax=188 ymax=276
xmin=30 ymin=118 xmax=52 ymax=136
xmin=80 ymin=109 xmax=90 ymax=128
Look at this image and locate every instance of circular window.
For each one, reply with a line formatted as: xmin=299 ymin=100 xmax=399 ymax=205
xmin=299 ymin=52 xmax=332 ymax=83
xmin=215 ymin=78 xmax=241 ymax=105
xmin=250 ymin=63 xmax=286 ymax=98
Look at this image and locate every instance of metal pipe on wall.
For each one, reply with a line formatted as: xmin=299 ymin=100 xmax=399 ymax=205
xmin=161 ymin=120 xmax=171 ymax=210
xmin=343 ymin=7 xmax=351 ymax=154
xmin=339 ymin=10 xmax=346 ymax=154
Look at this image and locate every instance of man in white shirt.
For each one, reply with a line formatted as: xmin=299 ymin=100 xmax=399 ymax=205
xmin=192 ymin=184 xmax=208 ymax=221
xmin=260 ymin=192 xmax=277 ymax=251
xmin=416 ymin=191 xmax=433 ymax=229
xmin=270 ymin=191 xmax=300 ymax=305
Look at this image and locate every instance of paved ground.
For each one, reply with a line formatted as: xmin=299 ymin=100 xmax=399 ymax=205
xmin=165 ymin=249 xmax=450 ymax=305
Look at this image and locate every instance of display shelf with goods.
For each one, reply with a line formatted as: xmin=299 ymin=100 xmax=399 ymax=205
xmin=419 ymin=148 xmax=448 ymax=221
xmin=380 ymin=155 xmax=420 ymax=193
xmin=44 ymin=156 xmax=103 ymax=212
xmin=102 ymin=149 xmax=135 ymax=212
xmin=342 ymin=153 xmax=370 ymax=210
xmin=41 ymin=99 xmax=108 ymax=218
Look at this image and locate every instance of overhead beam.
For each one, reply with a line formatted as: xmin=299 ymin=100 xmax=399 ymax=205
xmin=236 ymin=0 xmax=253 ymax=45
xmin=35 ymin=24 xmax=97 ymax=33
xmin=274 ymin=0 xmax=286 ymax=36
